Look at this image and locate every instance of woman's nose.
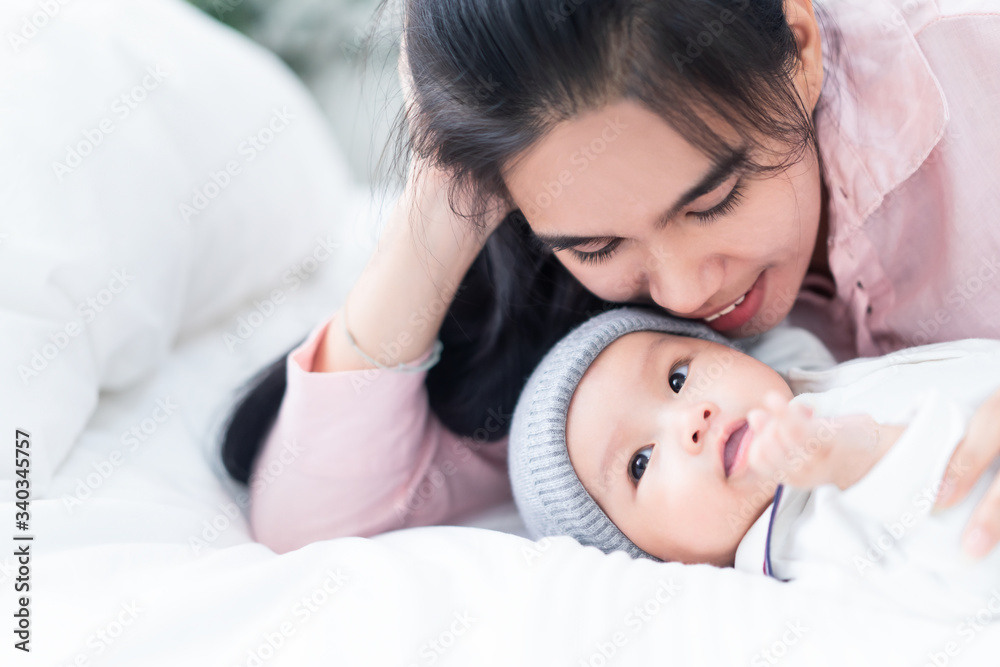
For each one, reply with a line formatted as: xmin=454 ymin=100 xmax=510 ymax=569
xmin=645 ymin=251 xmax=724 ymax=317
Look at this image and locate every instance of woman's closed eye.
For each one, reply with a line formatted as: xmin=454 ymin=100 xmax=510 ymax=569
xmin=629 ymin=445 xmax=653 ymax=483
xmin=568 ymin=237 xmax=623 ymax=265
xmin=689 ymin=178 xmax=746 ymax=224
xmin=562 ymin=179 xmax=747 ymax=265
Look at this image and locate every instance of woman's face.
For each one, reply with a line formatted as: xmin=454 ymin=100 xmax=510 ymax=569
xmin=502 ymin=98 xmax=824 ymax=338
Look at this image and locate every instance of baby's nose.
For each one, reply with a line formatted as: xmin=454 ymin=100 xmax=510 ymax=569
xmin=683 ymin=404 xmax=714 ymax=454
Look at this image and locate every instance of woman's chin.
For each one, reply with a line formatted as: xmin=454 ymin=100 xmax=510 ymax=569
xmin=723 ymin=287 xmax=796 ymax=338
xmin=720 ymin=318 xmax=768 ymax=339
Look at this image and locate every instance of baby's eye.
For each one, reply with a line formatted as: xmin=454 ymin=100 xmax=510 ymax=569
xmin=669 ymin=363 xmax=689 ymax=393
xmin=629 ymin=446 xmax=653 ymax=483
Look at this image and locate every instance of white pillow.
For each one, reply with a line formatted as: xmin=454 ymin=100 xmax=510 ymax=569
xmin=0 ymin=0 xmax=364 ymax=494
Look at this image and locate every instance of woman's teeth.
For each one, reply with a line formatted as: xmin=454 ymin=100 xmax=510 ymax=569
xmin=704 ymin=293 xmax=747 ymax=323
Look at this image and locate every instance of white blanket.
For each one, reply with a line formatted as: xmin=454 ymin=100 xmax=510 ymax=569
xmin=17 ymin=329 xmax=1000 ymax=664
xmin=3 ymin=0 xmax=1000 ymax=665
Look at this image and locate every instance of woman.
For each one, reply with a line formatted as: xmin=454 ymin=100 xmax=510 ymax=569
xmin=222 ymin=0 xmax=1000 ymax=556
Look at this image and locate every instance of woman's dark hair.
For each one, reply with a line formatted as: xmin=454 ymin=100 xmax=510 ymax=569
xmin=221 ymin=0 xmax=843 ymax=484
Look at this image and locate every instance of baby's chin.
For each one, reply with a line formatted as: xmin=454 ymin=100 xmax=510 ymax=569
xmin=670 ymin=550 xmax=738 ymax=568
xmin=637 ymin=538 xmax=740 ymax=567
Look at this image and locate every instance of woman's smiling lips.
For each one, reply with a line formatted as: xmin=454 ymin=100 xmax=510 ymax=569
xmin=703 ymin=293 xmax=746 ymax=322
xmin=701 ymin=272 xmax=767 ymax=333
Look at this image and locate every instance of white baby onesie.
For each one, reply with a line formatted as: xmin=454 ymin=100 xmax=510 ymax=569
xmin=734 ymin=339 xmax=1000 ymax=622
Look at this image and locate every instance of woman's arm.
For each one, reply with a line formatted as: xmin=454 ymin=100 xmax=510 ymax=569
xmin=314 ymin=27 xmax=507 ymax=376
xmin=248 ymin=162 xmax=513 ymax=552
xmin=248 ymin=40 xmax=515 ymax=549
xmin=248 ymin=309 xmax=514 ymax=553
xmin=313 ymin=162 xmax=496 ymax=375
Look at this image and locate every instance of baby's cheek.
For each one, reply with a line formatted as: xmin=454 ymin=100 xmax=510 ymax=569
xmin=657 ymin=504 xmax=745 ymax=565
xmin=665 ymin=483 xmax=728 ymax=547
xmin=698 ymin=500 xmax=744 ymax=546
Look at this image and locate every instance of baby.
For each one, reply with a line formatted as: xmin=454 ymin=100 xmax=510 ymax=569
xmin=508 ymin=307 xmax=1000 ymax=617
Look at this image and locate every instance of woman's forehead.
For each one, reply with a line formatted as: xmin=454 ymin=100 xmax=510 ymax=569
xmin=503 ymin=100 xmax=715 ymax=232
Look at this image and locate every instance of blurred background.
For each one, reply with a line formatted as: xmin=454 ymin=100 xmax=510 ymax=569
xmin=184 ymin=0 xmax=406 ymax=189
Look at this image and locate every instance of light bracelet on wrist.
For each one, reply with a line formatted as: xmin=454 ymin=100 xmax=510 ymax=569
xmin=340 ymin=304 xmax=443 ymax=373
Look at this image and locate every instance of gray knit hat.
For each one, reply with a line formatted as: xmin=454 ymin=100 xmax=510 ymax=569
xmin=508 ymin=306 xmax=746 ymax=561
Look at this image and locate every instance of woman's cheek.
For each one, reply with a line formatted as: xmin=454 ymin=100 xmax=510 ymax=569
xmin=552 ymin=254 xmax=613 ymax=300
xmin=560 ymin=250 xmax=649 ymax=302
xmin=611 ymin=273 xmax=646 ymax=302
xmin=574 ymin=263 xmax=644 ymax=302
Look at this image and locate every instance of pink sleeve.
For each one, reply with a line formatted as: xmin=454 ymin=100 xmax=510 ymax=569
xmin=248 ymin=310 xmax=513 ymax=554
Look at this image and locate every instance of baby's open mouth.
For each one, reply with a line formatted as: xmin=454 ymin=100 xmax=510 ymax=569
xmin=723 ymin=421 xmax=750 ymax=478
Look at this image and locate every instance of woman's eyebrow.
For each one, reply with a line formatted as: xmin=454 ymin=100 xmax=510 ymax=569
xmin=531 ymin=148 xmax=748 ymax=250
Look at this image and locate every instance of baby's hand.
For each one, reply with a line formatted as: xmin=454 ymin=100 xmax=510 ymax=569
xmin=745 ymin=391 xmax=838 ymax=490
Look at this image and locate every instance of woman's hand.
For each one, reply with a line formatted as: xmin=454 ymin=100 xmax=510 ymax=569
xmin=934 ymin=387 xmax=1000 ymax=559
xmin=314 ymin=25 xmax=514 ymax=374
xmin=397 ymin=28 xmax=510 ymax=242
xmin=402 ymin=154 xmax=511 ymax=247
xmin=315 ymin=60 xmax=512 ymax=375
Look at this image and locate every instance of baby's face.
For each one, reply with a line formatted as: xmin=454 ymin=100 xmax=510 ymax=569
xmin=565 ymin=331 xmax=793 ymax=566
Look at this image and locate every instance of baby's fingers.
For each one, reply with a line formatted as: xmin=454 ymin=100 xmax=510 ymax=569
xmin=763 ymin=391 xmax=789 ymax=413
xmin=777 ymin=402 xmax=816 ymax=444
xmin=746 ymin=414 xmax=788 ymax=474
xmin=747 ymin=407 xmax=771 ymax=434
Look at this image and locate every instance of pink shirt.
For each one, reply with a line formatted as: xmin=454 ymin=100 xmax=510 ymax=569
xmin=789 ymin=0 xmax=1000 ymax=361
xmin=250 ymin=0 xmax=1000 ymax=553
